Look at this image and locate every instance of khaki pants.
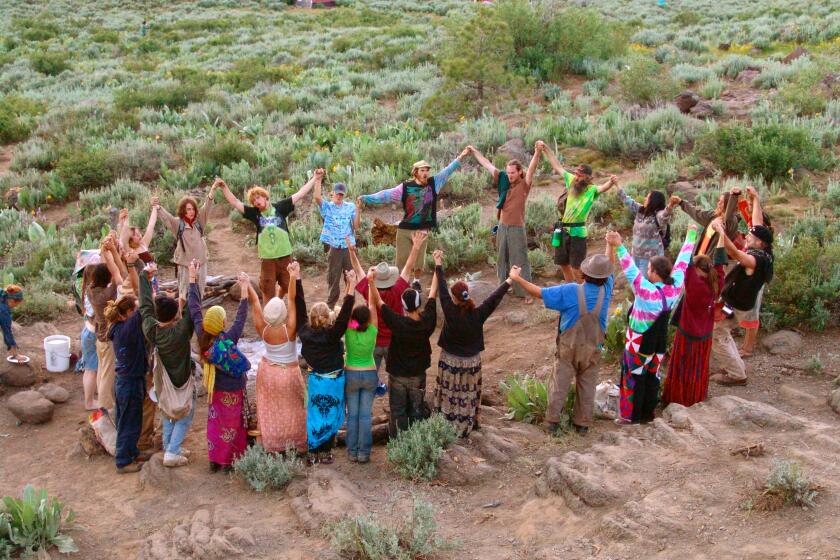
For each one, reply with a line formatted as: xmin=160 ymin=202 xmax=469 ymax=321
xmin=95 ymin=339 xmax=116 ymax=411
xmin=711 ymin=318 xmax=746 ymax=380
xmin=497 ymin=224 xmax=530 ymax=297
xmin=395 ymin=228 xmax=429 ymax=273
xmin=176 ymin=261 xmax=207 ymax=302
xmin=547 ymin=333 xmax=601 ymax=427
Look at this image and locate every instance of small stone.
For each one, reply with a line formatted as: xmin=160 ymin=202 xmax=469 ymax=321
xmin=828 ymin=388 xmax=840 ymax=416
xmin=689 ymin=101 xmax=716 ymax=119
xmin=7 ymin=390 xmax=55 ymax=424
xmin=38 ymin=383 xmax=70 ymax=403
xmin=674 ymin=91 xmax=699 ymax=113
xmin=0 ymin=361 xmax=37 ymax=387
xmin=505 ymin=311 xmax=528 ymax=325
xmin=761 ymin=330 xmax=803 ymax=356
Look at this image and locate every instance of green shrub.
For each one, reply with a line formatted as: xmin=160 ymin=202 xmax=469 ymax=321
xmin=233 ymin=445 xmax=305 ymax=492
xmin=386 ymin=414 xmax=457 ymax=482
xmin=9 ymin=289 xmax=67 ymax=324
xmin=603 ymin=300 xmax=630 ymax=361
xmin=194 ymin=135 xmax=257 ymax=178
xmin=699 ymin=77 xmax=725 ymax=99
xmin=524 ymin=195 xmax=557 ymax=239
xmin=527 ymin=247 xmax=548 ymax=272
xmin=55 ymin=148 xmax=115 ymax=199
xmin=589 ymin=106 xmax=702 ymax=161
xmin=223 ymin=58 xmax=297 ymax=92
xmin=326 ymin=498 xmax=453 ymax=560
xmin=260 ymin=92 xmax=297 ymax=114
xmin=499 ymin=374 xmax=548 ymax=424
xmin=428 ymin=204 xmax=492 ymax=270
xmin=763 ymin=237 xmax=840 ymax=331
xmin=699 ymin=123 xmax=830 ymax=181
xmin=357 ymin=142 xmax=420 ymax=178
xmin=29 ymin=51 xmax=71 ymax=75
xmin=113 ymin=82 xmax=207 ymax=111
xmin=91 ymin=29 xmax=120 ymax=43
xmin=714 ymin=54 xmax=757 ymax=79
xmin=0 ymin=95 xmax=45 ymax=144
xmin=758 ymin=460 xmax=818 ymax=510
xmin=78 ymin=179 xmax=148 ymax=218
xmin=776 ymin=66 xmax=837 ymax=117
xmin=359 ymin=243 xmax=396 ymax=266
xmin=13 ymin=18 xmax=60 ymax=42
xmin=619 ymin=55 xmax=680 ymax=105
xmin=0 ymin=485 xmax=77 ymax=557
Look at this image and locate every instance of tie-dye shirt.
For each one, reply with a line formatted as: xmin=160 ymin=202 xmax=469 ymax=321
xmin=617 ymin=228 xmax=697 ymax=334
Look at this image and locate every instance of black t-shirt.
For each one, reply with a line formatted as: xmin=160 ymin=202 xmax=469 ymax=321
xmin=722 ymin=249 xmax=773 ymax=311
xmin=242 ymin=197 xmax=294 ymax=239
xmin=382 ymin=299 xmax=437 ymax=377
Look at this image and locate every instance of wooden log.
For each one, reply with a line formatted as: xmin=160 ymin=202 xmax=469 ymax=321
xmin=336 ymin=422 xmax=390 ymax=447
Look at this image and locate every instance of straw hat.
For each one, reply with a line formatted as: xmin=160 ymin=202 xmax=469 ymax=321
xmin=374 ymin=262 xmax=399 ymax=289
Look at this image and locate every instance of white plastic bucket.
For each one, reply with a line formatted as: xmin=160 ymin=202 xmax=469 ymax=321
xmin=43 ymin=335 xmax=72 ymax=373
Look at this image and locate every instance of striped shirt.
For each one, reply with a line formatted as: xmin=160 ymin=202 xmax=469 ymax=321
xmin=617 ymin=229 xmax=697 ymax=333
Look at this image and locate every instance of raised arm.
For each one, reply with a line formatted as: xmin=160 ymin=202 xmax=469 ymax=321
xmin=198 ymin=182 xmax=216 ymax=229
xmin=313 ymin=174 xmax=323 ymax=207
xmin=525 ymin=142 xmax=543 ymax=186
xmin=227 ymin=272 xmax=251 ymax=343
xmin=118 ymin=208 xmax=131 ymax=251
xmin=156 ymin=203 xmax=179 ymax=234
xmin=141 ymin=203 xmax=159 ymax=249
xmin=428 ymin=266 xmax=439 ymax=300
xmin=617 ymin=188 xmax=641 ymax=214
xmin=286 ymin=263 xmax=298 ymax=339
xmin=477 ymin=277 xmax=511 ymax=323
xmin=100 ymin=238 xmax=124 ymax=287
xmin=294 ymin=278 xmax=307 ymax=328
xmin=139 ymin=263 xmax=157 ymax=337
xmin=509 ymin=266 xmax=543 ymax=300
xmin=432 ymin=149 xmax=468 ymax=193
xmin=676 ymin=196 xmax=714 ymax=228
xmin=247 ymin=284 xmax=267 ymax=335
xmin=597 ymin=175 xmax=618 ymax=194
xmin=366 ymin=268 xmax=378 ymax=330
xmin=359 ymin=183 xmax=403 ymax=206
xmin=401 ymin=231 xmax=428 ymax=282
xmin=712 ymin=219 xmax=756 ymax=270
xmin=542 ymin=146 xmax=567 ymax=176
xmin=468 ymin=146 xmax=498 ymax=175
xmin=346 ymin=237 xmax=366 ymax=281
xmin=292 ymin=168 xmax=323 ymax=205
xmin=433 ymin=251 xmax=456 ymax=318
xmin=669 ymin=226 xmax=698 ymax=291
xmin=219 ymin=180 xmax=245 ymax=214
xmin=607 ymin=231 xmax=641 ymax=294
xmin=353 ymin=198 xmax=361 ymax=232
xmin=186 ymin=261 xmax=205 ymax=338
xmin=125 ymin=252 xmax=141 ymax=296
xmin=329 ymin=270 xmax=357 ymax=338
xmin=746 ymin=186 xmax=764 ymax=227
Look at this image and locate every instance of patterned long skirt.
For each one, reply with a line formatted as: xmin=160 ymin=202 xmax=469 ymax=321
xmin=662 ymin=330 xmax=712 ymax=408
xmin=306 ymin=369 xmax=346 ymax=451
xmin=433 ymin=351 xmax=482 ymax=438
xmin=256 ymin=359 xmax=308 ymax=453
xmin=207 ymin=389 xmax=247 ymax=466
xmin=619 ymin=328 xmax=665 ymax=424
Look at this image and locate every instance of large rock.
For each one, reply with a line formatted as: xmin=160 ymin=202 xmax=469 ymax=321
xmin=708 ymin=395 xmax=805 ymax=430
xmin=286 ymin=468 xmax=366 ymax=534
xmin=496 ymin=138 xmax=530 ymax=165
xmin=465 ymin=280 xmax=498 ymax=304
xmin=228 ymin=278 xmax=261 ymax=301
xmin=139 ymin=453 xmax=184 ymax=490
xmin=689 ymin=100 xmax=716 ymax=119
xmin=7 ymin=390 xmax=55 ymax=424
xmin=761 ymin=330 xmax=803 ymax=355
xmin=674 ymin=91 xmax=699 ymax=113
xmin=0 ymin=361 xmax=37 ymax=387
xmin=138 ymin=508 xmax=254 ymax=559
xmin=38 ymin=383 xmax=70 ymax=403
xmin=828 ymin=388 xmax=840 ymax=416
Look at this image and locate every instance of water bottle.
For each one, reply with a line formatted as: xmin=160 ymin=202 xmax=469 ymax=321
xmin=551 ymin=228 xmax=563 ymax=248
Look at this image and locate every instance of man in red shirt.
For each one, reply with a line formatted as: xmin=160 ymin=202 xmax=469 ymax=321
xmin=348 ymin=231 xmax=427 ymax=373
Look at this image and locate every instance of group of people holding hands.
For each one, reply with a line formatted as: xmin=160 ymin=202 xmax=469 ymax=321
xmin=55 ymin=137 xmax=773 ymax=475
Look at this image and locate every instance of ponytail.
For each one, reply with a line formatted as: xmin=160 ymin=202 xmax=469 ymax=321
xmin=105 ymin=295 xmax=137 ymax=326
xmin=649 ymin=256 xmax=674 ymax=286
xmin=692 ymin=254 xmax=719 ymax=297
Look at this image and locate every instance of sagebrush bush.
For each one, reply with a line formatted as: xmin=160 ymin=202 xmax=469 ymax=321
xmin=524 ymin=195 xmax=557 ymax=238
xmin=114 ymin=82 xmax=207 ymax=111
xmin=619 ymin=55 xmax=680 ymax=105
xmin=699 ymin=123 xmax=830 ymax=180
xmin=326 ymin=497 xmax=453 ymax=560
xmin=0 ymin=95 xmax=44 ymax=144
xmin=759 ymin=459 xmax=819 ymax=510
xmin=55 ymin=149 xmax=115 ymax=199
xmin=589 ymin=106 xmax=702 ymax=160
xmin=428 ymin=204 xmax=492 ymax=270
xmin=233 ymin=445 xmax=305 ymax=492
xmin=29 ymin=51 xmax=70 ymax=75
xmin=194 ymin=135 xmax=257 ymax=177
xmin=386 ymin=414 xmax=457 ymax=482
xmin=763 ymin=236 xmax=840 ymax=331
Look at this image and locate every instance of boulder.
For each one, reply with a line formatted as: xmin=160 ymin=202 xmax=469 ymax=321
xmin=465 ymin=280 xmax=498 ymax=304
xmin=735 ymin=69 xmax=761 ymax=84
xmin=505 ymin=311 xmax=528 ymax=325
xmin=761 ymin=330 xmax=802 ymax=355
xmin=674 ymin=91 xmax=699 ymax=113
xmin=782 ymin=46 xmax=809 ymax=64
xmin=689 ymin=101 xmax=716 ymax=119
xmin=7 ymin=390 xmax=55 ymax=424
xmin=138 ymin=453 xmax=183 ymax=491
xmin=709 ymin=395 xmax=805 ymax=430
xmin=828 ymin=388 xmax=840 ymax=416
xmin=228 ymin=278 xmax=261 ymax=301
xmin=286 ymin=468 xmax=366 ymax=534
xmin=0 ymin=361 xmax=37 ymax=387
xmin=38 ymin=383 xmax=70 ymax=403
xmin=496 ymin=138 xmax=531 ymax=165
xmin=778 ymin=385 xmax=822 ymax=407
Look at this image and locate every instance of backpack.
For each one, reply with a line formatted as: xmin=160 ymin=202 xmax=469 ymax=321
xmin=171 ymin=219 xmax=204 ymax=255
xmin=652 ymin=213 xmax=671 ymax=250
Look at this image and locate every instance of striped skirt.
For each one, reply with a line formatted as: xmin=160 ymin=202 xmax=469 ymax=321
xmin=433 ymin=351 xmax=482 ymax=438
xmin=662 ymin=329 xmax=712 ymax=408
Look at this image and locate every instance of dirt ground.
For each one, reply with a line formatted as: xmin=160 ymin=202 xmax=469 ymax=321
xmin=2 ymin=188 xmax=840 ymax=560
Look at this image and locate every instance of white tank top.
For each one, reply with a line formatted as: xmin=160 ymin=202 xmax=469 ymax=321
xmin=262 ymin=325 xmax=297 ymax=364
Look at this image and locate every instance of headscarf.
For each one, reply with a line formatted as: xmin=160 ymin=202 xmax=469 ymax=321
xmin=202 ymin=305 xmax=227 ymax=398
xmin=263 ymin=297 xmax=287 ymax=326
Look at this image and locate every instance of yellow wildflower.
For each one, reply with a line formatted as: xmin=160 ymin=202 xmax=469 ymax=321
xmin=283 ymin=179 xmax=290 ymax=185
xmin=354 ymin=130 xmax=360 ymax=136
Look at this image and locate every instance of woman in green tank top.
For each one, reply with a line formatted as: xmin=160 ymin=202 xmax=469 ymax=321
xmin=344 ymin=267 xmax=380 ymax=463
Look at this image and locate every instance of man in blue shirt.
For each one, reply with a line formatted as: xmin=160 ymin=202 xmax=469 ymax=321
xmin=509 ymin=245 xmax=615 ymax=435
xmin=316 ymin=180 xmax=361 ymax=309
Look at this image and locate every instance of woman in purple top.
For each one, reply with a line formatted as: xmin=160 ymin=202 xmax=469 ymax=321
xmin=187 ymin=261 xmax=251 ymax=473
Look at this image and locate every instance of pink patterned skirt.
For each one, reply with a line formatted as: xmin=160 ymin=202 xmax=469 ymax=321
xmin=207 ymin=389 xmax=247 ymax=466
xmin=256 ymin=359 xmax=308 ymax=453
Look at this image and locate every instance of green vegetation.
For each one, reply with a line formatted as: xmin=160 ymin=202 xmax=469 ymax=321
xmin=233 ymin=445 xmax=305 ymax=492
xmin=499 ymin=374 xmax=549 ymax=424
xmin=752 ymin=460 xmax=819 ymax=510
xmin=0 ymin=485 xmax=77 ymax=557
xmin=386 ymin=415 xmax=457 ymax=482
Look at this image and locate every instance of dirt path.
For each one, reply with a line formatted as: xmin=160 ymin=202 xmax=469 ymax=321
xmin=0 ymin=145 xmax=12 ymax=175
xmin=2 ymin=198 xmax=839 ymax=559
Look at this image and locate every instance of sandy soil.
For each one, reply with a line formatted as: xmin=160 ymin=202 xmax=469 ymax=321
xmin=2 ymin=186 xmax=840 ymax=560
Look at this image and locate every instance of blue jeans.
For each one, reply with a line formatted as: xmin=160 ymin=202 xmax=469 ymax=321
xmin=115 ymin=376 xmax=145 ymax=467
xmin=344 ymin=369 xmax=378 ymax=459
xmin=162 ymin=394 xmax=195 ymax=456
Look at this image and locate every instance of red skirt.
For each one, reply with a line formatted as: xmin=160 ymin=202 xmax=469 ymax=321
xmin=662 ymin=330 xmax=712 ymax=408
xmin=207 ymin=389 xmax=247 ymax=466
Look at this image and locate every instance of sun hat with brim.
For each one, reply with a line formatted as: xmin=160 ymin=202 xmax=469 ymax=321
xmin=580 ymin=254 xmax=612 ymax=279
xmin=412 ymin=160 xmax=432 ymax=173
xmin=374 ymin=262 xmax=399 ymax=289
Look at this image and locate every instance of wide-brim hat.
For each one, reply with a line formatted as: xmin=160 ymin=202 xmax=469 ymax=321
xmin=580 ymin=254 xmax=612 ymax=279
xmin=412 ymin=160 xmax=432 ymax=173
xmin=374 ymin=262 xmax=399 ymax=289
